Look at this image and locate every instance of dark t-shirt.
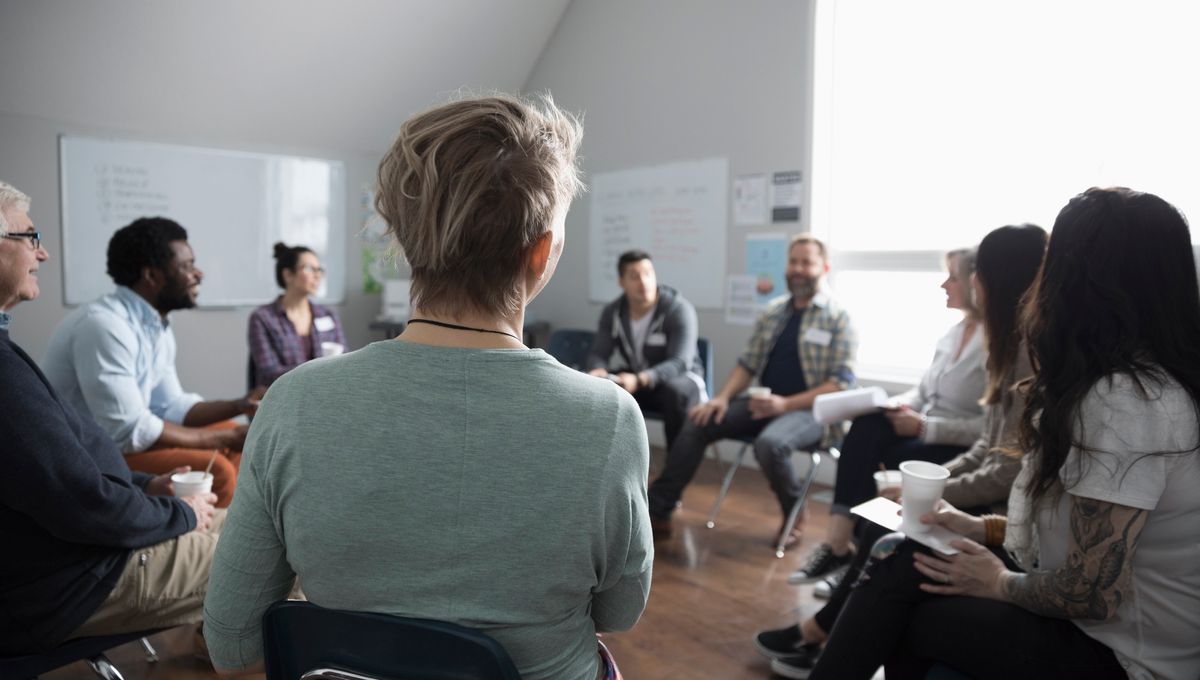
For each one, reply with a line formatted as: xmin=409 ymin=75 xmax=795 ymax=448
xmin=759 ymin=308 xmax=808 ymax=397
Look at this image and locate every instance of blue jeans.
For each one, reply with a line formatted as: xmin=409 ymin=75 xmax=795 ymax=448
xmin=647 ymin=396 xmax=824 ymax=519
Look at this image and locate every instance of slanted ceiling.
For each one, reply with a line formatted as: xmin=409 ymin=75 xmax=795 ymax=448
xmin=0 ymin=0 xmax=572 ymax=153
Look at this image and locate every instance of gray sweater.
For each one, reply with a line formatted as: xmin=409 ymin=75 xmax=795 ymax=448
xmin=203 ymin=340 xmax=653 ymax=680
xmin=585 ymin=284 xmax=701 ymax=387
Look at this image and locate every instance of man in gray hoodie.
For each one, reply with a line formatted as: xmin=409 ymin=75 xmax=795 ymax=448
xmin=586 ymin=250 xmax=705 ymax=449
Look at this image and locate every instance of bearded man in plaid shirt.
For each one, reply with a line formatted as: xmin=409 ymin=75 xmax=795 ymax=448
xmin=647 ymin=234 xmax=857 ymax=550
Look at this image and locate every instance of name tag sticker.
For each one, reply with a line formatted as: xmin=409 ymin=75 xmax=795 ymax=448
xmin=647 ymin=333 xmax=667 ymax=346
xmin=803 ymin=328 xmax=833 ymax=347
xmin=314 ymin=316 xmax=336 ymax=333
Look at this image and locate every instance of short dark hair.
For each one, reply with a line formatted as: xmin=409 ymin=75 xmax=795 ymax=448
xmin=272 ymin=242 xmax=315 ymax=288
xmin=106 ymin=217 xmax=189 ymax=287
xmin=617 ymin=249 xmax=652 ymax=277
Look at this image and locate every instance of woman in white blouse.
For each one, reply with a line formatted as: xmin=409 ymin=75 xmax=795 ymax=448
xmin=791 ymin=248 xmax=985 ymax=581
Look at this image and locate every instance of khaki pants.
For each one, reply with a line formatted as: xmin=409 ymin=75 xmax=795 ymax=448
xmin=68 ymin=510 xmax=225 ymax=639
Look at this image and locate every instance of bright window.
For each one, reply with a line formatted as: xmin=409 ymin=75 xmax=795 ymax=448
xmin=812 ymin=0 xmax=1200 ymax=381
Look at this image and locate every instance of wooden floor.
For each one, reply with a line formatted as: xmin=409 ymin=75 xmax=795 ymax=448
xmin=46 ymin=451 xmax=834 ymax=680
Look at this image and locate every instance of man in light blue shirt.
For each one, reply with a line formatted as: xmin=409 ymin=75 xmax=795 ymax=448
xmin=42 ymin=217 xmax=262 ymax=508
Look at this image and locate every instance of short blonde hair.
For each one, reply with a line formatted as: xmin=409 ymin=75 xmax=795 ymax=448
xmin=375 ymin=93 xmax=584 ymax=317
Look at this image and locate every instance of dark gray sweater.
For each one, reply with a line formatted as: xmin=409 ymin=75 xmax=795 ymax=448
xmin=585 ymin=285 xmax=701 ymax=388
xmin=0 ymin=328 xmax=195 ymax=654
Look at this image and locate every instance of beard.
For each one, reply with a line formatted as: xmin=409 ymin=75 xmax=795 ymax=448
xmin=156 ymin=278 xmax=196 ymax=312
xmin=788 ymin=275 xmax=819 ymax=300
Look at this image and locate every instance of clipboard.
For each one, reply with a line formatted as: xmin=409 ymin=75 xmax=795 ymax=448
xmin=850 ymin=497 xmax=965 ymax=555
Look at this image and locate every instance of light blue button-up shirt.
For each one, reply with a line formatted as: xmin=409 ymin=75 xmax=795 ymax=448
xmin=0 ymin=311 xmax=10 ymax=331
xmin=41 ymin=286 xmax=203 ymax=453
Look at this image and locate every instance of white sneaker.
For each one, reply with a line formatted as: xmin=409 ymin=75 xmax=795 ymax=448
xmin=812 ymin=568 xmax=846 ymax=600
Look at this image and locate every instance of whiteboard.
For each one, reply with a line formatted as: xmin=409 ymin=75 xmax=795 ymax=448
xmin=59 ymin=136 xmax=346 ymax=306
xmin=588 ymin=158 xmax=728 ymax=308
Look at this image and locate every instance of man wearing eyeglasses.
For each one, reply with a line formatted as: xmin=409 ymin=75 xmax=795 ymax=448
xmin=41 ymin=217 xmax=264 ymax=509
xmin=0 ymin=181 xmax=218 ymax=657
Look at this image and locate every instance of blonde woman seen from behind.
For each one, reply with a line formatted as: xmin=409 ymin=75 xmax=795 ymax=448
xmin=204 ymin=94 xmax=652 ymax=680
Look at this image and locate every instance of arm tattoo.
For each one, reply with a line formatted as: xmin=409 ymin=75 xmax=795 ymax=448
xmin=1003 ymin=497 xmax=1146 ymax=621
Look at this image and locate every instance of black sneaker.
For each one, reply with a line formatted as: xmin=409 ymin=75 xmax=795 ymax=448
xmin=753 ymin=624 xmax=808 ymax=660
xmin=787 ymin=543 xmax=852 ymax=585
xmin=812 ymin=568 xmax=846 ymax=600
xmin=770 ymin=645 xmax=821 ymax=679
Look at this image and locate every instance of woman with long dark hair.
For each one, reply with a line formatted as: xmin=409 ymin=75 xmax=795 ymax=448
xmin=804 ymin=188 xmax=1200 ymax=680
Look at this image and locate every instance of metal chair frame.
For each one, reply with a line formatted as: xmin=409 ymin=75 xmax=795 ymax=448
xmin=705 ymin=442 xmax=841 ymax=557
xmin=0 ymin=630 xmax=161 ymax=680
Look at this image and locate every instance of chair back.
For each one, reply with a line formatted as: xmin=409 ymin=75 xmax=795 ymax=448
xmin=248 ymin=354 xmax=258 ymax=392
xmin=546 ymin=329 xmax=596 ymax=371
xmin=695 ymin=336 xmax=714 ymax=399
xmin=263 ymin=601 xmax=521 ymax=680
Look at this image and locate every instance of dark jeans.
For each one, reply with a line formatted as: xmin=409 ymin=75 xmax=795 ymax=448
xmin=814 ymin=506 xmax=991 ymax=635
xmin=647 ymin=397 xmax=824 ymax=519
xmin=831 ymin=412 xmax=965 ymax=516
xmin=809 ymin=540 xmax=1126 ymax=680
xmin=634 ymin=373 xmax=705 ymax=452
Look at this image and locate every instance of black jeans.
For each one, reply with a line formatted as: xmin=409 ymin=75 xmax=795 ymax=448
xmin=634 ymin=373 xmax=704 ymax=452
xmin=832 ymin=412 xmax=965 ymax=516
xmin=808 ymin=540 xmax=1126 ymax=680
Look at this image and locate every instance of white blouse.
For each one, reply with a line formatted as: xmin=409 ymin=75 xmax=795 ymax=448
xmin=894 ymin=319 xmax=986 ymax=446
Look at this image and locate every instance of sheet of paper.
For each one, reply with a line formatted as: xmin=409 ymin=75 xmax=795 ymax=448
xmin=771 ymin=170 xmax=802 ymax=222
xmin=850 ymin=497 xmax=964 ymax=555
xmin=733 ymin=173 xmax=768 ymax=226
xmin=725 ymin=275 xmax=757 ymax=325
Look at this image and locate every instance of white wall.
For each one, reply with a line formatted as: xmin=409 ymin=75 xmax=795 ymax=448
xmin=524 ymin=0 xmax=838 ymax=477
xmin=526 ymin=0 xmax=816 ymax=393
xmin=0 ymin=109 xmax=381 ymax=398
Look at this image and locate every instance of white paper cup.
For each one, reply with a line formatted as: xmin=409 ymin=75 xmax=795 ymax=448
xmin=874 ymin=470 xmax=902 ymax=495
xmin=321 ymin=341 xmax=345 ymax=357
xmin=171 ymin=471 xmax=213 ymax=498
xmin=899 ymin=460 xmax=950 ymax=534
xmin=747 ymin=386 xmax=772 ymax=399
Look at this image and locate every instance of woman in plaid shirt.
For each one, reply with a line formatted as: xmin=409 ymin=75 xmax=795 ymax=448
xmin=247 ymin=243 xmax=346 ymax=388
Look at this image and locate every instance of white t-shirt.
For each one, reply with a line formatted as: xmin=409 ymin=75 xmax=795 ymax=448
xmin=1035 ymin=372 xmax=1200 ymax=680
xmin=628 ymin=311 xmax=654 ymax=368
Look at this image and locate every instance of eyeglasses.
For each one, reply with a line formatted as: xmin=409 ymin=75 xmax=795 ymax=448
xmin=1 ymin=231 xmax=41 ymax=250
xmin=298 ymin=264 xmax=326 ymax=276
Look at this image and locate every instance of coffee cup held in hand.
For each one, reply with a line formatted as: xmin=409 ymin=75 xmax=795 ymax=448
xmin=898 ymin=460 xmax=950 ymax=534
xmin=171 ymin=471 xmax=214 ymax=498
xmin=321 ymin=341 xmax=345 ymax=357
xmin=748 ymin=386 xmax=772 ymax=400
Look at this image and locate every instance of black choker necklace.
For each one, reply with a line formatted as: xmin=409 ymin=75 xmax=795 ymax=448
xmin=407 ymin=318 xmax=522 ymax=342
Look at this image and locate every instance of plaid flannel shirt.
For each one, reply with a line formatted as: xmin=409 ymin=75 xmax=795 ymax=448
xmin=737 ymin=291 xmax=858 ymax=447
xmin=248 ymin=298 xmax=346 ymax=387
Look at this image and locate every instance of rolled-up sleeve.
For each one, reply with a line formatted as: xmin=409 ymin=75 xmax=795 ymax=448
xmin=70 ymin=316 xmax=166 ymax=452
xmin=825 ymin=309 xmax=857 ymax=389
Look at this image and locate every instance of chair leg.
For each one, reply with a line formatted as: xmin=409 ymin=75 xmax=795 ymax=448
xmin=87 ymin=653 xmax=126 ymax=680
xmin=705 ymin=444 xmax=749 ymax=529
xmin=138 ymin=636 xmax=159 ymax=663
xmin=774 ymin=451 xmax=823 ymax=558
